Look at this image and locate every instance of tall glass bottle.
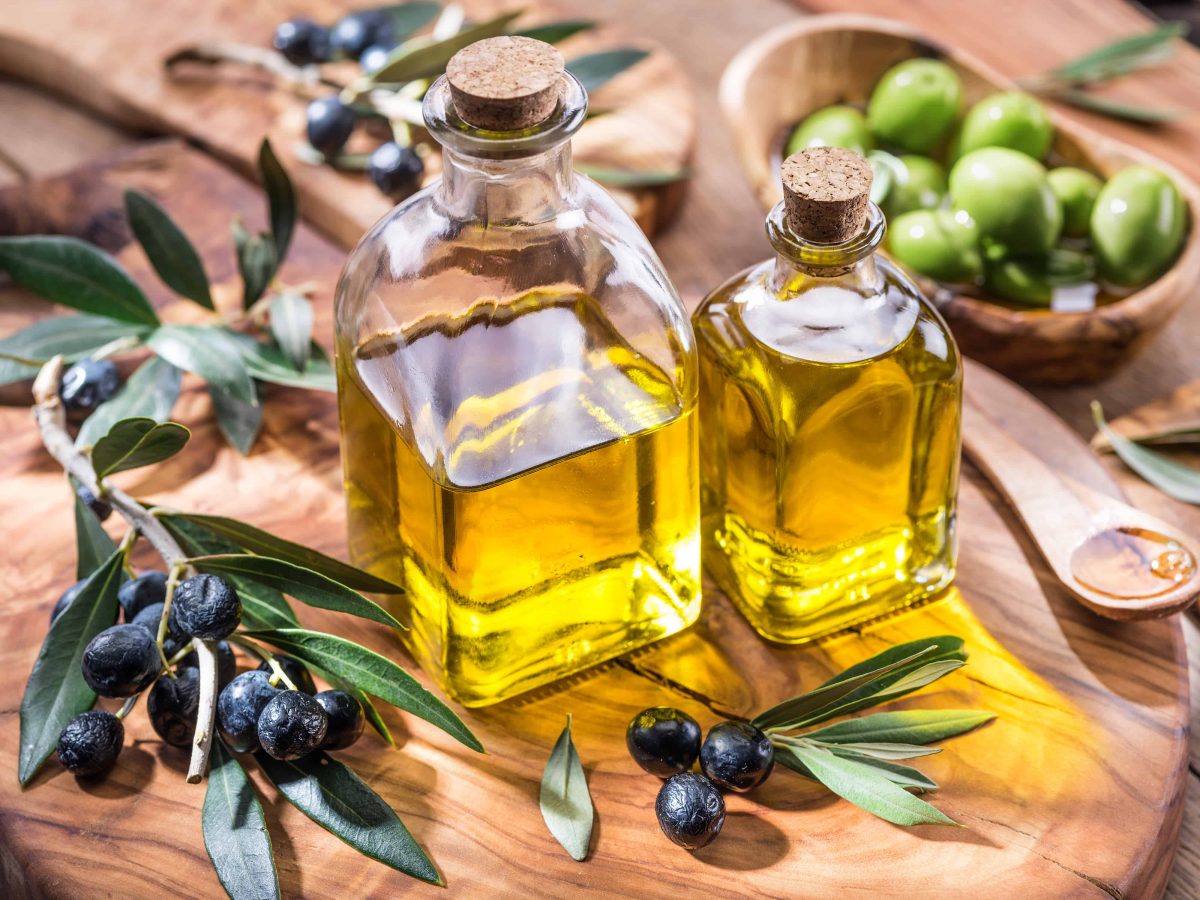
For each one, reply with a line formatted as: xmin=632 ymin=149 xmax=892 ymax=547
xmin=693 ymin=148 xmax=961 ymax=643
xmin=334 ymin=37 xmax=701 ymax=706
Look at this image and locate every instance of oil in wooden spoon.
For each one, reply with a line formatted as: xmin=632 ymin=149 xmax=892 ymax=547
xmin=1070 ymin=527 xmax=1197 ymax=600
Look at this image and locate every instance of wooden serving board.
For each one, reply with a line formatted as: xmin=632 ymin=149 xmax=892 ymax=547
xmin=0 ymin=0 xmax=695 ymax=244
xmin=0 ymin=142 xmax=1188 ymax=898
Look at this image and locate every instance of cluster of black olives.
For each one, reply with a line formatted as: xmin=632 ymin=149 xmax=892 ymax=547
xmin=56 ymin=572 xmax=242 ymax=776
xmin=626 ymin=707 xmax=775 ymax=850
xmin=271 ymin=13 xmax=425 ymax=201
xmin=59 ymin=357 xmax=121 ymax=414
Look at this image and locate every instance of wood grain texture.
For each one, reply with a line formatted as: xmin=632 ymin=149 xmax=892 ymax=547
xmin=0 ymin=0 xmax=695 ymax=243
xmin=0 ymin=138 xmax=1187 ymax=899
xmin=718 ymin=13 xmax=1200 ymax=386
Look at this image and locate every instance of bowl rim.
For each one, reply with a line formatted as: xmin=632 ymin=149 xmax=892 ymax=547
xmin=717 ymin=12 xmax=1200 ymax=329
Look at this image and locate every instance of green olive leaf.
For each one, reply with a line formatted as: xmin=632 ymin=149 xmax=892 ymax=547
xmin=148 ymin=324 xmax=258 ymax=405
xmin=539 ymin=716 xmax=593 ymax=862
xmin=257 ymin=139 xmax=296 ymax=268
xmin=776 ymin=745 xmax=938 ymax=792
xmin=160 ymin=516 xmax=298 ymax=630
xmin=187 ymin=554 xmax=401 ymax=629
xmin=203 ymin=739 xmax=280 ymax=900
xmin=0 ymin=315 xmax=149 ymax=386
xmin=71 ymin=477 xmax=117 ymax=579
xmin=0 ymin=236 xmax=160 ymax=326
xmin=366 ymin=9 xmax=525 ymax=84
xmin=268 ymin=293 xmax=314 ymax=372
xmin=209 ymin=384 xmax=264 ymax=456
xmin=377 ymin=2 xmax=440 ymax=40
xmin=76 ymin=356 xmax=182 ymax=449
xmin=1093 ymin=401 xmax=1200 ymax=503
xmin=91 ymin=417 xmax=190 ymax=479
xmin=157 ymin=511 xmax=402 ymax=593
xmin=1043 ymin=89 xmax=1185 ymax=124
xmin=240 ymin=339 xmax=336 ymax=392
xmin=1047 ymin=23 xmax=1187 ymax=84
xmin=814 ymin=742 xmax=942 ymax=761
xmin=123 ymin=189 xmax=213 ymax=310
xmin=513 ymin=20 xmax=595 ymax=43
xmin=574 ymin=165 xmax=690 ymax=188
xmin=779 ymin=743 xmax=957 ymax=826
xmin=232 ymin=220 xmax=277 ymax=310
xmin=803 ymin=710 xmax=995 ymax=746
xmin=243 ymin=628 xmax=483 ymax=753
xmin=565 ymin=48 xmax=649 ymax=93
xmin=254 ymin=750 xmax=442 ymax=885
xmin=18 ymin=548 xmax=124 ymax=785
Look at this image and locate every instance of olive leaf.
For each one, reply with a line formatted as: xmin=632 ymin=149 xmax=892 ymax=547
xmin=157 ymin=511 xmax=403 ymax=593
xmin=802 ymin=709 xmax=995 ymax=746
xmin=18 ymin=548 xmax=124 ymax=785
xmin=0 ymin=315 xmax=149 ymax=386
xmin=514 ymin=20 xmax=595 ymax=44
xmin=203 ymin=739 xmax=280 ymax=900
xmin=819 ymin=742 xmax=942 ymax=761
xmin=776 ymin=745 xmax=939 ymax=792
xmin=0 ymin=236 xmax=160 ymax=326
xmin=209 ymin=384 xmax=264 ymax=456
xmin=243 ymin=627 xmax=483 ymax=753
xmin=1049 ymin=90 xmax=1184 ymax=124
xmin=268 ymin=293 xmax=314 ymax=372
xmin=72 ymin=479 xmax=116 ymax=579
xmin=565 ymin=48 xmax=649 ymax=94
xmin=91 ymin=417 xmax=190 ymax=479
xmin=751 ymin=644 xmax=940 ymax=731
xmin=254 ymin=750 xmax=442 ymax=885
xmin=187 ymin=554 xmax=402 ymax=629
xmin=148 ymin=324 xmax=258 ymax=405
xmin=124 ymin=189 xmax=214 ymax=310
xmin=160 ymin=515 xmax=299 ymax=630
xmin=574 ymin=165 xmax=690 ymax=188
xmin=257 ymin=139 xmax=296 ymax=268
xmin=241 ymin=340 xmax=336 ymax=392
xmin=1045 ymin=23 xmax=1187 ymax=85
xmin=378 ymin=2 xmax=441 ymax=40
xmin=232 ymin=220 xmax=277 ymax=310
xmin=1093 ymin=401 xmax=1200 ymax=503
xmin=366 ymin=9 xmax=525 ymax=84
xmin=779 ymin=743 xmax=957 ymax=827
xmin=76 ymin=356 xmax=182 ymax=448
xmin=539 ymin=716 xmax=593 ymax=862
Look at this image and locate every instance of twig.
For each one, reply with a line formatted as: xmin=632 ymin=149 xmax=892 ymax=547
xmin=165 ymin=41 xmax=343 ymax=99
xmin=32 ymin=356 xmax=217 ymax=783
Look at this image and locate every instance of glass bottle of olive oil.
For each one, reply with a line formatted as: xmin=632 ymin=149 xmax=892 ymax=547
xmin=335 ymin=37 xmax=700 ymax=706
xmin=694 ymin=148 xmax=961 ymax=643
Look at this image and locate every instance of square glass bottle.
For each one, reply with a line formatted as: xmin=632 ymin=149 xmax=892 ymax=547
xmin=693 ymin=148 xmax=961 ymax=643
xmin=334 ymin=38 xmax=701 ymax=706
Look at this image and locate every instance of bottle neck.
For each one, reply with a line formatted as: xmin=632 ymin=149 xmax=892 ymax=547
xmin=439 ymin=141 xmax=574 ymax=224
xmin=765 ymin=201 xmax=887 ymax=296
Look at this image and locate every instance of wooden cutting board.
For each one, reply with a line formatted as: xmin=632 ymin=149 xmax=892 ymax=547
xmin=0 ymin=142 xmax=1187 ymax=898
xmin=0 ymin=0 xmax=695 ymax=244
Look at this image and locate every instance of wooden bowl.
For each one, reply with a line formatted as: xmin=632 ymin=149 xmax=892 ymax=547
xmin=718 ymin=13 xmax=1200 ymax=385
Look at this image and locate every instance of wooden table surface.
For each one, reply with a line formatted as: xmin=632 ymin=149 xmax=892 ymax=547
xmin=1 ymin=0 xmax=1199 ymax=895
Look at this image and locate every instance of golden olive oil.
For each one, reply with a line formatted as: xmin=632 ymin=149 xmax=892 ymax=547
xmin=337 ymin=291 xmax=701 ymax=706
xmin=694 ymin=257 xmax=961 ymax=643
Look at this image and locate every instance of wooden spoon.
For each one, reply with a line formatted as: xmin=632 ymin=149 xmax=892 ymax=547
xmin=963 ymin=360 xmax=1200 ymax=620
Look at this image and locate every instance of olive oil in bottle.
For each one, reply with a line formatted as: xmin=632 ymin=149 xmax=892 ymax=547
xmin=693 ymin=148 xmax=962 ymax=643
xmin=334 ymin=38 xmax=700 ymax=706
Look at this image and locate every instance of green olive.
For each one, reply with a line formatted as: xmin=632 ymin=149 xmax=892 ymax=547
xmin=786 ymin=105 xmax=872 ymax=156
xmin=887 ymin=208 xmax=982 ymax=283
xmin=948 ymin=148 xmax=1062 ymax=254
xmin=1090 ymin=165 xmax=1188 ymax=288
xmin=984 ymin=248 xmax=1096 ymax=307
xmin=867 ymin=59 xmax=962 ymax=154
xmin=955 ymin=91 xmax=1053 ymax=160
xmin=884 ymin=155 xmax=947 ymax=218
xmin=1047 ymin=167 xmax=1103 ymax=238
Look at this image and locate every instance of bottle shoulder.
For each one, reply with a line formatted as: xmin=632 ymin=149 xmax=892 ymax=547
xmin=693 ymin=256 xmax=959 ymax=374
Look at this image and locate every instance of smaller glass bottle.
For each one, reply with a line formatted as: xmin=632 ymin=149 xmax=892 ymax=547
xmin=693 ymin=148 xmax=962 ymax=643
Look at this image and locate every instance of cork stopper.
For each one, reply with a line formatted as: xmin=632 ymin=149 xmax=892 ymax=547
xmin=780 ymin=147 xmax=874 ymax=243
xmin=445 ymin=36 xmax=565 ymax=131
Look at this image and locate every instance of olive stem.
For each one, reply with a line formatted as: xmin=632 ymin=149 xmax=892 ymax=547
xmin=155 ymin=564 xmax=187 ymax=677
xmin=115 ymin=693 xmax=140 ymax=721
xmin=164 ymin=41 xmax=343 ymax=99
xmin=187 ymin=640 xmax=218 ymax=784
xmin=226 ymin=634 xmax=298 ymax=691
xmin=31 ymin=356 xmax=215 ymax=783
